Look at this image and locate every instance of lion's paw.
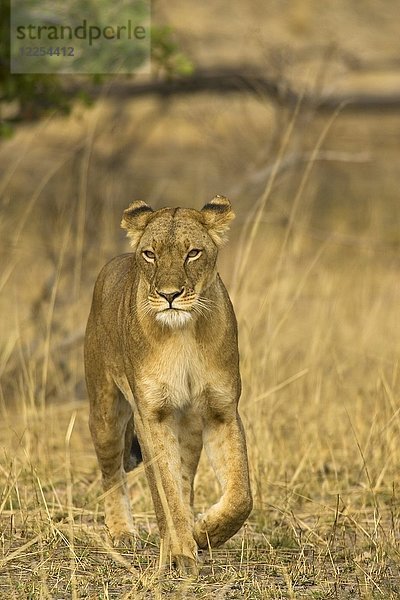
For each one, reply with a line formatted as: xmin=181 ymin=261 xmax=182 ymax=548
xmin=106 ymin=523 xmax=139 ymax=549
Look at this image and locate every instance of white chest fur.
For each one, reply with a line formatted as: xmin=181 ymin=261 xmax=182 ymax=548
xmin=145 ymin=330 xmax=206 ymax=410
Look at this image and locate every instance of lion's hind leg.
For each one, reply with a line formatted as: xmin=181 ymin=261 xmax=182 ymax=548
xmin=88 ymin=378 xmax=137 ymax=545
xmin=178 ymin=410 xmax=203 ymax=514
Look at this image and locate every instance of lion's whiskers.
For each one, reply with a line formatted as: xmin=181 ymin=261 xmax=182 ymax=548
xmin=137 ymin=299 xmax=154 ymax=322
xmin=195 ymin=296 xmax=213 ymax=314
xmin=192 ymin=302 xmax=209 ymax=318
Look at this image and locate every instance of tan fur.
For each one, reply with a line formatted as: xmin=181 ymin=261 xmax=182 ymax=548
xmin=84 ymin=196 xmax=252 ymax=575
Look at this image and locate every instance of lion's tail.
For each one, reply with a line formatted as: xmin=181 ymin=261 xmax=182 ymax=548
xmin=125 ymin=433 xmax=143 ymax=472
xmin=123 ymin=412 xmax=143 ymax=472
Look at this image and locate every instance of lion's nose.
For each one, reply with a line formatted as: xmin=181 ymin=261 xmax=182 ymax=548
xmin=157 ymin=288 xmax=184 ymax=306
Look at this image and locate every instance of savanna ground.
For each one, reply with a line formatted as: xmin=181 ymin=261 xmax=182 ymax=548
xmin=1 ymin=1 xmax=400 ymax=598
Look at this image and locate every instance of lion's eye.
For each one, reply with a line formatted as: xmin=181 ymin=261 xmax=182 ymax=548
xmin=187 ymin=249 xmax=202 ymax=262
xmin=142 ymin=250 xmax=155 ymax=262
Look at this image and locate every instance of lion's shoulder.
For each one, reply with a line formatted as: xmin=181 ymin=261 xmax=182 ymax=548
xmin=99 ymin=252 xmax=135 ymax=277
xmin=88 ymin=254 xmax=138 ymax=325
xmin=94 ymin=252 xmax=135 ymax=291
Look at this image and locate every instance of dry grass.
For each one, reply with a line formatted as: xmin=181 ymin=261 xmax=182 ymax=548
xmin=1 ymin=41 xmax=400 ymax=600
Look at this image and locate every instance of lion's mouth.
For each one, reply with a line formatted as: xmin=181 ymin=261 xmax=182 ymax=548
xmin=155 ymin=308 xmax=192 ymax=328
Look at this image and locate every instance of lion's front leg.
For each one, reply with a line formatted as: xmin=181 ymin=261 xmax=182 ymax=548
xmin=134 ymin=407 xmax=199 ymax=575
xmin=194 ymin=410 xmax=252 ymax=549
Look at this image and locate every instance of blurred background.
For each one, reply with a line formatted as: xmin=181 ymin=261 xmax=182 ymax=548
xmin=1 ymin=0 xmax=400 ymax=595
xmin=1 ymin=0 xmax=399 ymax=387
xmin=0 ymin=0 xmax=400 ymax=408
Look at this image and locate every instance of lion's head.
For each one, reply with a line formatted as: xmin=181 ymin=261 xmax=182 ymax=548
xmin=121 ymin=195 xmax=234 ymax=328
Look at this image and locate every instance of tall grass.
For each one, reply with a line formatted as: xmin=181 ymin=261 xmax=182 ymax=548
xmin=1 ymin=97 xmax=400 ymax=598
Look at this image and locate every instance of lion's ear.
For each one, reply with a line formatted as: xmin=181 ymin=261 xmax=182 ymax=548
xmin=200 ymin=195 xmax=235 ymax=247
xmin=121 ymin=201 xmax=154 ymax=248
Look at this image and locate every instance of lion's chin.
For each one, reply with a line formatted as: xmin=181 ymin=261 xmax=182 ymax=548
xmin=155 ymin=309 xmax=192 ymax=329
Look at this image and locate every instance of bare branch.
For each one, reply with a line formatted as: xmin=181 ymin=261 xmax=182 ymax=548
xmin=69 ymin=66 xmax=400 ymax=112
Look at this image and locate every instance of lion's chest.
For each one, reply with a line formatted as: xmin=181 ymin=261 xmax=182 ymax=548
xmin=145 ymin=333 xmax=206 ymax=410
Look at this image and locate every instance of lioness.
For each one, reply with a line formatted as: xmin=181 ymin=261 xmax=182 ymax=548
xmin=84 ymin=195 xmax=252 ymax=574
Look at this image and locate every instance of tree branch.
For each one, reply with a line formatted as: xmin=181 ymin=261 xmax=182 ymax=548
xmin=72 ymin=66 xmax=400 ymax=112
